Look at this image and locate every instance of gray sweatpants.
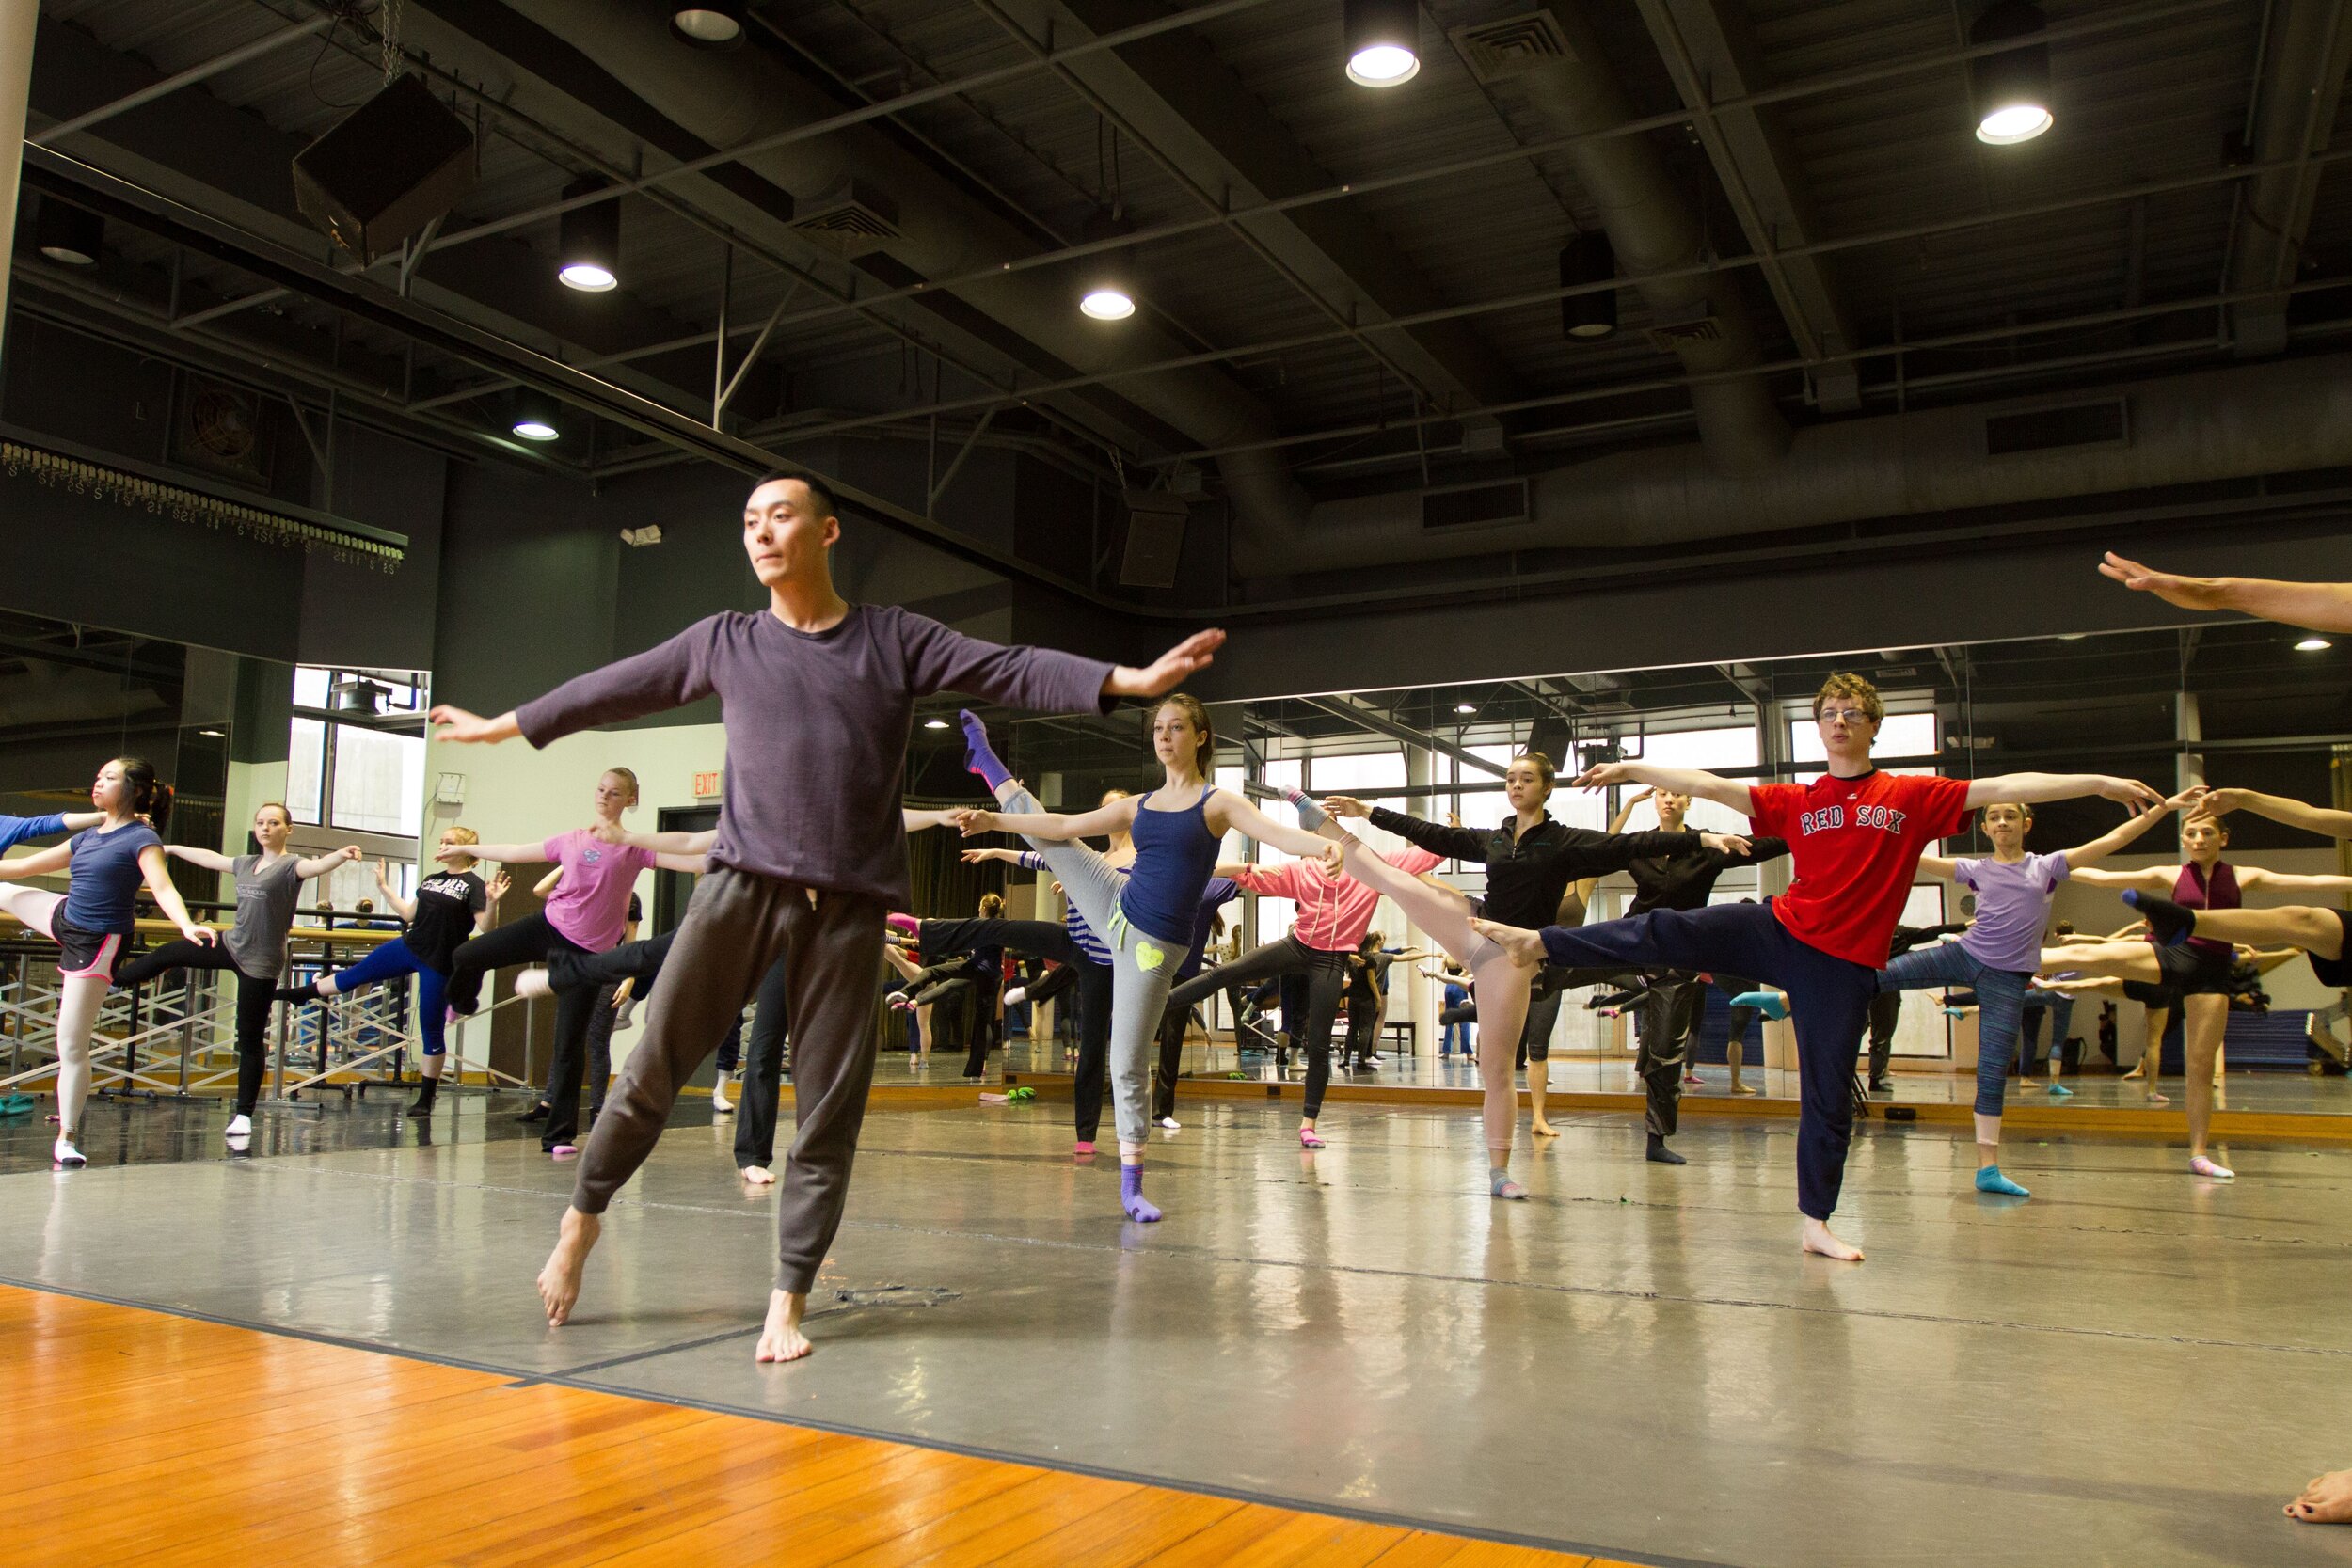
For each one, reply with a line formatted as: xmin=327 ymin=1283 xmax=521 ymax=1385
xmin=570 ymin=866 xmax=885 ymax=1295
xmin=1005 ymin=785 xmax=1182 ymax=1149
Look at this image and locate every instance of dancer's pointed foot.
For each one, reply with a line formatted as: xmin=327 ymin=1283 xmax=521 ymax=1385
xmin=1120 ymin=1163 xmax=1162 ymax=1222
xmin=513 ymin=968 xmax=553 ymax=1001
xmin=1975 ymin=1166 xmax=2030 ymax=1197
xmin=2189 ymin=1153 xmax=2235 ymax=1180
xmin=1732 ymin=990 xmax=1789 ymax=1021
xmin=960 ymin=709 xmax=1011 ymax=790
xmin=1281 ymin=786 xmax=1328 ymax=832
xmin=2122 ymin=887 xmax=2197 ymax=946
xmin=755 ymin=1289 xmax=811 ymax=1363
xmin=537 ymin=1208 xmax=600 ymax=1326
xmin=1467 ymin=917 xmax=1544 ymax=968
xmin=2287 ymin=1469 xmax=2352 ymax=1524
xmin=1800 ymin=1217 xmax=1863 ymax=1261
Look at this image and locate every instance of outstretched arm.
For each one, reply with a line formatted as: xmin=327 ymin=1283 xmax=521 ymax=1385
xmin=2194 ymin=786 xmax=2352 ymax=842
xmin=1963 ymin=771 xmax=2165 ymax=811
xmin=137 ymin=846 xmax=214 ymax=944
xmin=651 ymin=851 xmax=707 ymax=874
xmin=2068 ymin=864 xmax=2179 ymax=892
xmin=2100 ymin=553 xmax=2352 ymax=632
xmin=0 ymin=844 xmax=72 ymax=881
xmin=295 ymin=845 xmax=364 ymax=880
xmin=1209 ymin=793 xmax=1347 ymax=866
xmin=166 ymin=844 xmax=235 ymax=874
xmin=439 ymin=839 xmax=544 ymax=865
xmin=953 ymin=795 xmax=1138 ymax=843
xmin=1915 ymin=855 xmax=1959 ymax=882
xmin=595 ymin=827 xmax=716 ymax=855
xmin=2063 ymin=788 xmax=2196 ymax=870
xmin=902 ymin=807 xmax=960 ymax=832
xmin=1572 ymin=761 xmax=1751 ymax=816
xmin=2238 ymin=868 xmax=2352 ymax=895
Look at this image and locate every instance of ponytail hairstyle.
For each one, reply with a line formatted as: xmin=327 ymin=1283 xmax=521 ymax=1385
xmin=602 ymin=767 xmax=642 ymax=810
xmin=255 ymin=800 xmax=293 ymax=829
xmin=1512 ymin=750 xmax=1558 ymax=790
xmin=112 ymin=755 xmax=172 ymax=833
xmin=1154 ymin=692 xmax=1216 ymax=776
xmin=980 ymin=892 xmax=1005 ymax=919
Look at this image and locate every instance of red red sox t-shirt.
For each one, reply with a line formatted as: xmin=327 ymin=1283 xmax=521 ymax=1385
xmin=1746 ymin=771 xmax=1973 ymax=967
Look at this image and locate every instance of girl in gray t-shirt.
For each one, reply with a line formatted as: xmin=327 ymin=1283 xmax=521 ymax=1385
xmin=112 ymin=802 xmax=359 ymax=1141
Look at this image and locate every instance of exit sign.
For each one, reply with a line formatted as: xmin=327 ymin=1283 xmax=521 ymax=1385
xmin=693 ymin=771 xmax=722 ymax=800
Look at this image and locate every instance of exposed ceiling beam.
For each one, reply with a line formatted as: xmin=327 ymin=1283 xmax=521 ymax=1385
xmin=28 ymin=13 xmax=332 ymax=147
xmin=1297 ymin=694 xmax=1508 ymax=776
xmin=1634 ymin=0 xmax=1863 ymax=409
xmin=2225 ymin=0 xmax=2352 ymax=354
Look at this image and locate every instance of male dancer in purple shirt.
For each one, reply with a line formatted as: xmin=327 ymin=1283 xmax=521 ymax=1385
xmin=430 ymin=470 xmax=1220 ymax=1362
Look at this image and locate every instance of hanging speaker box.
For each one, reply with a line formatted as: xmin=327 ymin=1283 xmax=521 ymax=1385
xmin=293 ymin=74 xmax=477 ymax=264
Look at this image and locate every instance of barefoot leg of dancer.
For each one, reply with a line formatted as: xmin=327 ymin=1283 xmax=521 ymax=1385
xmin=1293 ymin=811 xmax=1534 ymax=1196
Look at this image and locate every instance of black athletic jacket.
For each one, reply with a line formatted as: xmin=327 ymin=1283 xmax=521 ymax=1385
xmin=1626 ymin=837 xmax=1791 ymax=915
xmin=1365 ymin=808 xmax=1701 ymax=929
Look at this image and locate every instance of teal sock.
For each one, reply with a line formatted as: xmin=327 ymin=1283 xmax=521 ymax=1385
xmin=1975 ymin=1165 xmax=2030 ymax=1197
xmin=1729 ymin=990 xmax=1788 ymax=1021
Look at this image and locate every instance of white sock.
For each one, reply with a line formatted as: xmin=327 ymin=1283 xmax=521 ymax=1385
xmin=225 ymin=1114 xmax=252 ymax=1137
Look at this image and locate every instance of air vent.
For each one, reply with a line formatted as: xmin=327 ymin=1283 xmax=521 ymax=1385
xmin=1645 ymin=300 xmax=1722 ymax=351
xmin=1982 ymin=396 xmax=2129 ymax=457
xmin=1449 ymin=11 xmax=1573 ymax=82
xmin=1421 ymin=478 xmax=1529 ymax=531
xmin=791 ymin=178 xmax=901 ymax=258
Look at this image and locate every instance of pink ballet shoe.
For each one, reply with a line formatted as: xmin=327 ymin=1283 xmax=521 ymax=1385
xmin=1298 ymin=1128 xmax=1326 ymax=1148
xmin=549 ymin=1144 xmax=579 ymax=1160
xmin=1073 ymin=1140 xmax=1095 ymax=1157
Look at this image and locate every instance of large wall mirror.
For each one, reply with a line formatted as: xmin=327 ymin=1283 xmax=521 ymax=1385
xmin=1002 ymin=620 xmax=2352 ymax=1118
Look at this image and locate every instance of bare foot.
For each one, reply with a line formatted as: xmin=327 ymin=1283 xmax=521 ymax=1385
xmin=1800 ymin=1217 xmax=1864 ymax=1262
xmin=1467 ymin=917 xmax=1543 ymax=968
xmin=2147 ymin=1089 xmax=2171 ymax=1104
xmin=2122 ymin=1064 xmax=2146 ymax=1081
xmin=2288 ymin=1468 xmax=2352 ymax=1523
xmin=1530 ymin=1117 xmax=1559 ymax=1137
xmin=739 ymin=1164 xmax=775 ymax=1186
xmin=755 ymin=1289 xmax=810 ymax=1363
xmin=536 ymin=1207 xmax=600 ymax=1326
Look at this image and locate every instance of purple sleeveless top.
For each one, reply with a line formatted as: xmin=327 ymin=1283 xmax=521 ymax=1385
xmin=2171 ymin=861 xmax=2240 ymax=958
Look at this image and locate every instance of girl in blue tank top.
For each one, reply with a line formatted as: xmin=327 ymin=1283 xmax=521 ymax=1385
xmin=954 ymin=695 xmax=1342 ymax=1222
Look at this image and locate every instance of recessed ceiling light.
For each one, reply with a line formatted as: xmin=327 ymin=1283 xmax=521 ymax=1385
xmin=558 ymin=179 xmax=620 ymax=293
xmin=670 ymin=1 xmax=744 ymax=48
xmin=2297 ymin=636 xmax=2332 ymax=652
xmin=1454 ymin=703 xmax=1476 ymax=715
xmin=1080 ymin=287 xmax=1136 ymax=321
xmin=1343 ymin=0 xmax=1420 ymax=87
xmin=924 ymin=717 xmax=950 ymax=730
xmin=1968 ymin=3 xmax=2054 ymax=146
xmin=512 ymin=419 xmax=559 ymax=441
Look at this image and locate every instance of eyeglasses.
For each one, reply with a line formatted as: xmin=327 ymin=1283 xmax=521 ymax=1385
xmin=1818 ymin=708 xmax=1875 ymax=726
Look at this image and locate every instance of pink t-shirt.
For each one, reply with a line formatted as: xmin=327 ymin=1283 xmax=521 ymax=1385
xmin=1230 ymin=846 xmax=1443 ymax=952
xmin=541 ymin=831 xmax=656 ymax=952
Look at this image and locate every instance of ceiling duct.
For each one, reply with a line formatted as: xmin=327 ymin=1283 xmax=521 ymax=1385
xmin=1508 ymin=3 xmax=1788 ymax=470
xmin=789 ymin=176 xmax=900 ymax=259
xmin=469 ymin=0 xmax=1308 ymax=541
xmin=1422 ymin=478 xmax=1529 ymax=531
xmin=1235 ymin=353 xmax=2352 ymax=574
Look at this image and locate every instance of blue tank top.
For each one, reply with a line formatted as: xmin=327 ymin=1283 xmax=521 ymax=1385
xmin=1118 ymin=788 xmax=1222 ymax=944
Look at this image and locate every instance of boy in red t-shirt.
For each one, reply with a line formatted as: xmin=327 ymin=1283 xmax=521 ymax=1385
xmin=1472 ymin=673 xmax=2161 ymax=1261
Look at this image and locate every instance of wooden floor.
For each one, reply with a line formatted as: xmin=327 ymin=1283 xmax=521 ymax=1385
xmin=0 ymin=1285 xmax=1626 ymax=1568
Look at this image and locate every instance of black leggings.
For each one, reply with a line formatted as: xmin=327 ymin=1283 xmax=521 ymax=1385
xmin=115 ymin=941 xmax=278 ymax=1117
xmin=1166 ymin=934 xmax=1348 ymax=1117
xmin=445 ymin=912 xmax=596 ymax=1148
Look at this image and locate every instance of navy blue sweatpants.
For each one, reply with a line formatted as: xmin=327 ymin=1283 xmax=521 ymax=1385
xmin=1535 ymin=901 xmax=1878 ymax=1220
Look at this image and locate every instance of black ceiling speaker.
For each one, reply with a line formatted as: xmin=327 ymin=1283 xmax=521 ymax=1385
xmin=293 ymin=74 xmax=478 ymax=264
xmin=1526 ymin=716 xmax=1575 ymax=775
xmin=1559 ymin=232 xmax=1617 ymax=340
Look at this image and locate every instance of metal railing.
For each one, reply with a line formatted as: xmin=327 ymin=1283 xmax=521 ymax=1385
xmin=0 ymin=920 xmax=543 ymax=1111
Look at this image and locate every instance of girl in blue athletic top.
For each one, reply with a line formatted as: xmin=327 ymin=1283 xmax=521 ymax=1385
xmin=954 ymin=695 xmax=1342 ymax=1222
xmin=0 ymin=756 xmax=214 ymax=1167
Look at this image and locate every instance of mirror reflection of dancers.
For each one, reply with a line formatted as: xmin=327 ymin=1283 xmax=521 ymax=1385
xmin=1602 ymin=787 xmax=1788 ymax=1162
xmin=112 ymin=803 xmax=360 ymax=1140
xmin=432 ymin=468 xmax=1216 ymax=1359
xmin=278 ymin=828 xmax=507 ymax=1118
xmin=0 ymin=757 xmax=215 ymax=1167
xmin=435 ymin=769 xmax=702 ymax=1157
xmin=1170 ymin=834 xmax=1441 ymax=1147
xmin=1468 ymin=673 xmax=2162 ymax=1259
xmin=2035 ymin=810 xmax=2352 ymax=1179
xmin=1884 ymin=789 xmax=2187 ymax=1197
xmin=1318 ymin=753 xmax=1727 ymax=1197
xmin=954 ymin=702 xmax=1341 ymax=1221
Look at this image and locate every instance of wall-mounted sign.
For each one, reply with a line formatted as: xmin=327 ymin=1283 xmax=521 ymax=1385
xmin=693 ymin=770 xmax=723 ymax=800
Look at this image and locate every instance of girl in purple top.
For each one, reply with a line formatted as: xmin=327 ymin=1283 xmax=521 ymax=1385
xmin=1886 ymin=789 xmax=2190 ymax=1197
xmin=436 ymin=768 xmax=701 ymax=1156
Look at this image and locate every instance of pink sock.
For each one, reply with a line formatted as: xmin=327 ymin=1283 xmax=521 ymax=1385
xmin=886 ymin=912 xmax=918 ymax=938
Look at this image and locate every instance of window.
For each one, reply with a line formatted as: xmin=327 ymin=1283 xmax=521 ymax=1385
xmin=329 ymin=727 xmax=424 ymax=834
xmin=287 ymin=717 xmax=326 ymax=825
xmin=1633 ymin=725 xmax=1757 ymax=772
xmin=1309 ymin=750 xmax=1406 ymax=803
xmin=1788 ymin=710 xmax=1937 ymax=764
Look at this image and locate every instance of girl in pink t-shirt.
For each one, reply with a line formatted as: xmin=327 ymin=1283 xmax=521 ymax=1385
xmin=436 ymin=768 xmax=697 ymax=1156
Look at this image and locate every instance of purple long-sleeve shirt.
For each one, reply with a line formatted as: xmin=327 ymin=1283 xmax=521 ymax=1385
xmin=516 ymin=604 xmax=1115 ymax=905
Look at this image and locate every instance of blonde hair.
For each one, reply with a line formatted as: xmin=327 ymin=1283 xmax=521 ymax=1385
xmin=1154 ymin=693 xmax=1216 ymax=774
xmin=442 ymin=825 xmax=480 ymax=847
xmin=1812 ymin=673 xmax=1884 ymax=723
xmin=980 ymin=892 xmax=1005 ymax=919
xmin=602 ymin=767 xmax=641 ymax=808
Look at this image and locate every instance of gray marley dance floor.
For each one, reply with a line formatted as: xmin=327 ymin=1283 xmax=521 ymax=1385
xmin=4 ymin=1097 xmax=2349 ymax=1568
